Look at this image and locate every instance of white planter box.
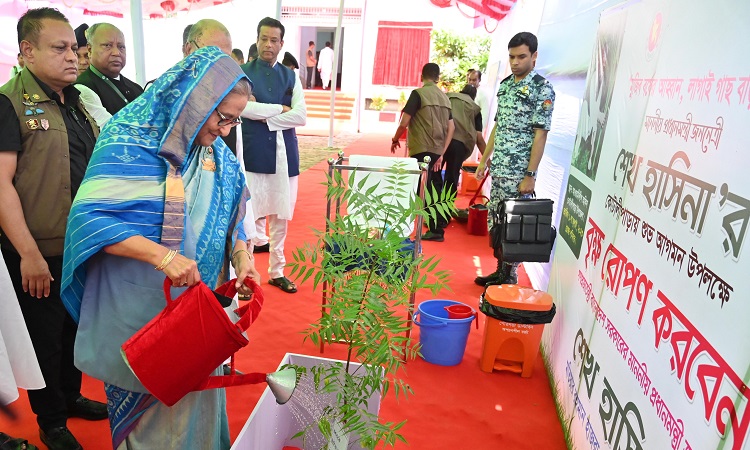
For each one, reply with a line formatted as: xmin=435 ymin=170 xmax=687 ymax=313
xmin=231 ymin=353 xmax=382 ymax=450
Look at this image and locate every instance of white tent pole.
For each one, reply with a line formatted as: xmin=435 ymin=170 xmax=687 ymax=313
xmin=327 ymin=0 xmax=345 ymax=148
xmin=355 ymin=0 xmax=367 ymax=133
xmin=275 ymin=0 xmax=282 ymax=20
xmin=129 ymin=0 xmax=146 ymax=86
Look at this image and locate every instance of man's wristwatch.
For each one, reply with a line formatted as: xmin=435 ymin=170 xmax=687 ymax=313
xmin=525 ymin=170 xmax=537 ymax=178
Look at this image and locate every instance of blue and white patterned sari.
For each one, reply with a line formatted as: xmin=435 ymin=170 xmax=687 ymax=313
xmin=60 ymin=48 xmax=250 ymax=449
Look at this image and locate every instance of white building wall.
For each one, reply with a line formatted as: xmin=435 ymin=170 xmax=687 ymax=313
xmin=2 ymin=0 xmax=499 ymax=93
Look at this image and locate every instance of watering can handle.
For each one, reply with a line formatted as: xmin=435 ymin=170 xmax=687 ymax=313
xmin=412 ymin=312 xmax=448 ymax=328
xmin=468 ymin=173 xmax=489 ymax=206
xmin=470 ymin=195 xmax=490 ymax=207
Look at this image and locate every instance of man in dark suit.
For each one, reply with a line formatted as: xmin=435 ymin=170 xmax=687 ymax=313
xmin=75 ymin=23 xmax=143 ymax=116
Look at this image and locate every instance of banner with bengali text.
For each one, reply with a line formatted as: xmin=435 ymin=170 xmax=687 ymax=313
xmin=543 ymin=1 xmax=750 ymax=449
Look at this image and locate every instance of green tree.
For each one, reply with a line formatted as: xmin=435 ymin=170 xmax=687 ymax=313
xmin=289 ymin=163 xmax=455 ymax=449
xmin=430 ymin=29 xmax=491 ymax=92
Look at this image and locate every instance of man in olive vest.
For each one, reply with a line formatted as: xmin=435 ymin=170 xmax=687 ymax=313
xmin=0 ymin=8 xmax=106 ymax=450
xmin=445 ymin=84 xmax=486 ymax=198
xmin=75 ymin=23 xmax=143 ymax=117
xmin=391 ymin=62 xmax=455 ymax=242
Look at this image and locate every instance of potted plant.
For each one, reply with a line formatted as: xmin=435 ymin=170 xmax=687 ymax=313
xmin=368 ymin=94 xmax=386 ymax=112
xmin=369 ymin=94 xmax=397 ymax=123
xmin=397 ymin=91 xmax=407 ymax=109
xmin=286 ymin=162 xmax=456 ymax=449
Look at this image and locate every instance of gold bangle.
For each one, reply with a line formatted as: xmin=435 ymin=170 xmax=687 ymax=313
xmin=155 ymin=249 xmax=177 ymax=271
xmin=231 ymin=249 xmax=252 ymax=266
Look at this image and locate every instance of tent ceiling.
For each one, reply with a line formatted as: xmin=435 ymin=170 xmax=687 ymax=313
xmin=429 ymin=0 xmax=516 ymax=22
xmin=42 ymin=0 xmax=232 ymax=19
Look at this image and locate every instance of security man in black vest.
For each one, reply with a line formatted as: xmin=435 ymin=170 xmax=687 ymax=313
xmin=75 ymin=23 xmax=143 ymax=116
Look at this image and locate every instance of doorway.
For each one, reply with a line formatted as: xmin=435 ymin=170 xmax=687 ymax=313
xmin=300 ymin=26 xmax=344 ymax=90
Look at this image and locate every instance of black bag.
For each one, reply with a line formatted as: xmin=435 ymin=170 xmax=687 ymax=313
xmin=479 ymin=292 xmax=557 ymax=324
xmin=489 ymin=197 xmax=556 ymax=262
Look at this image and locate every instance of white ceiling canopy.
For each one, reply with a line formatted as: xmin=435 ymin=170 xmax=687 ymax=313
xmin=27 ymin=0 xmax=232 ymax=19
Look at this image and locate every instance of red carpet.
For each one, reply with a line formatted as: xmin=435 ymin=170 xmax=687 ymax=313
xmin=1 ymin=133 xmax=566 ymax=449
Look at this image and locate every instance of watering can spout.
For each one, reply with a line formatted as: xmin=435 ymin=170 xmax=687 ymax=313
xmin=266 ymin=368 xmax=297 ymax=405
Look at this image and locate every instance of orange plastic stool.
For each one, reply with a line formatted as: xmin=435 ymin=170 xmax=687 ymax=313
xmin=480 ymin=284 xmax=553 ymax=377
xmin=460 ymin=161 xmax=481 ymax=195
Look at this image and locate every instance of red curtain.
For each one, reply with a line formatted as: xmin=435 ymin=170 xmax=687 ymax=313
xmin=372 ymin=21 xmax=432 ymax=87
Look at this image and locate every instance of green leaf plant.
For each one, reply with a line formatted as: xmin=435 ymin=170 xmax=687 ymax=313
xmin=288 ymin=161 xmax=456 ymax=449
xmin=368 ymin=94 xmax=387 ymax=111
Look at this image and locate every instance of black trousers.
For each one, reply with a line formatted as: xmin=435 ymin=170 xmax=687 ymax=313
xmin=442 ymin=139 xmax=470 ymax=200
xmin=412 ymin=151 xmax=448 ymax=235
xmin=306 ymin=66 xmax=315 ymax=89
xmin=2 ymin=249 xmax=82 ymax=431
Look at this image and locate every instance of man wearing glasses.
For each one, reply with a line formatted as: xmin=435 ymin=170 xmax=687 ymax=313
xmin=239 ymin=17 xmax=307 ymax=294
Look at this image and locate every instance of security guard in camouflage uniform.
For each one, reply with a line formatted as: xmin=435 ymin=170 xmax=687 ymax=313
xmin=475 ymin=32 xmax=555 ymax=286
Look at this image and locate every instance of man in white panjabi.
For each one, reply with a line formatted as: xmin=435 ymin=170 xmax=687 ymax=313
xmin=317 ymin=41 xmax=334 ymax=90
xmin=467 ymin=69 xmax=490 ymax=139
xmin=240 ymin=17 xmax=307 ymax=293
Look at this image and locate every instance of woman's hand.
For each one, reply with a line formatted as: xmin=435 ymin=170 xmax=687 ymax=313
xmin=233 ymin=250 xmax=261 ymax=296
xmin=162 ymin=252 xmax=202 ymax=287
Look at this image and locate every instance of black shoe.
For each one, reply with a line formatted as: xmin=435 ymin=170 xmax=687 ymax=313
xmin=67 ymin=396 xmax=108 ymax=421
xmin=39 ymin=427 xmax=81 ymax=450
xmin=253 ymin=243 xmax=270 ymax=253
xmin=421 ymin=231 xmax=444 ymax=242
xmin=0 ymin=432 xmax=39 ymax=450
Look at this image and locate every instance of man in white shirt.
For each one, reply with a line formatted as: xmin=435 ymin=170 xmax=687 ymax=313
xmin=240 ymin=17 xmax=307 ymax=293
xmin=317 ymin=41 xmax=334 ymax=90
xmin=467 ymin=69 xmax=491 ymax=136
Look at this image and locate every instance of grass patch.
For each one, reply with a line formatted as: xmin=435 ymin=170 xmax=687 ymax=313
xmin=298 ymin=133 xmax=362 ymax=172
xmin=541 ymin=343 xmax=577 ymax=450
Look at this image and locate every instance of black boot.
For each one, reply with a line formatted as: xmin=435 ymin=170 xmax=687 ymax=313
xmin=500 ymin=262 xmax=518 ymax=285
xmin=474 ymin=260 xmax=517 ymax=286
xmin=474 ymin=259 xmax=504 ymax=286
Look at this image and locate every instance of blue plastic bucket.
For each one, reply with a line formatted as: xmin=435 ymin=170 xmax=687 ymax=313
xmin=414 ymin=299 xmax=476 ymax=366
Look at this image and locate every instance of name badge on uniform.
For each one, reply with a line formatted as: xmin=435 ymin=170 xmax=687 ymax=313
xmin=26 ymin=119 xmax=40 ymax=130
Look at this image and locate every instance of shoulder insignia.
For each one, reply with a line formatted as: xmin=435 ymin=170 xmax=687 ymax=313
xmin=500 ymin=74 xmax=514 ymax=84
xmin=532 ymin=73 xmax=547 ymax=85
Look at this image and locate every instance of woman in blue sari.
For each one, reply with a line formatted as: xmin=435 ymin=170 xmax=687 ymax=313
xmin=60 ymin=47 xmax=259 ymax=449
